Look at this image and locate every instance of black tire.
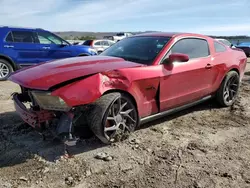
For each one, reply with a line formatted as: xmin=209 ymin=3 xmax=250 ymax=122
xmin=0 ymin=59 xmax=13 ymax=81
xmin=216 ymin=71 xmax=240 ymax=107
xmin=87 ymin=92 xmax=139 ymax=144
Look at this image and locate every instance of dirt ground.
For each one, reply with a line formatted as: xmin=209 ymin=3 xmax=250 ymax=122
xmin=1 ymin=59 xmax=250 ymax=188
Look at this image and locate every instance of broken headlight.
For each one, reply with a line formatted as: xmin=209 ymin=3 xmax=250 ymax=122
xmin=31 ymin=91 xmax=70 ymax=111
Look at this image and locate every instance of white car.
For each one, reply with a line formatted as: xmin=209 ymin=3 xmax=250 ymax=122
xmin=82 ymin=39 xmax=115 ymax=54
xmin=215 ymin=38 xmax=236 ymax=48
xmin=104 ymin=32 xmax=133 ymax=42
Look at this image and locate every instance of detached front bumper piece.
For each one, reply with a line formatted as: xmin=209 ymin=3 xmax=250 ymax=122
xmin=13 ymin=93 xmax=54 ymax=130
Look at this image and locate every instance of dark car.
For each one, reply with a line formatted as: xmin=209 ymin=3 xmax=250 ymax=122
xmin=236 ymin=43 xmax=250 ymax=57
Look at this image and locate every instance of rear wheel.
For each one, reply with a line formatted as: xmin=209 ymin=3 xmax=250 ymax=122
xmin=87 ymin=92 xmax=139 ymax=144
xmin=0 ymin=59 xmax=13 ymax=81
xmin=216 ymin=71 xmax=240 ymax=107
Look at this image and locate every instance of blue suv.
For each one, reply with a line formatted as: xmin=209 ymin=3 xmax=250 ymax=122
xmin=0 ymin=26 xmax=97 ymax=80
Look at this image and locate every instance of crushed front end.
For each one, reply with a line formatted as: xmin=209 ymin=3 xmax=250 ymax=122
xmin=12 ymin=86 xmax=85 ymax=146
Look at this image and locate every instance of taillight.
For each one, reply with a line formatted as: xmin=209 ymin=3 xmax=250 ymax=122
xmin=90 ymin=40 xmax=94 ymax=46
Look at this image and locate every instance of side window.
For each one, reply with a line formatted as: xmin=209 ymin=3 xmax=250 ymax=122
xmin=94 ymin=41 xmax=101 ymax=46
xmin=5 ymin=32 xmax=14 ymax=42
xmin=168 ymin=38 xmax=210 ymax=59
xmin=37 ymin=32 xmax=63 ymax=45
xmin=102 ymin=41 xmax=109 ymax=46
xmin=109 ymin=41 xmax=115 ymax=46
xmin=11 ymin=31 xmax=35 ymax=43
xmin=214 ymin=41 xmax=227 ymax=52
xmin=37 ymin=33 xmax=52 ymax=44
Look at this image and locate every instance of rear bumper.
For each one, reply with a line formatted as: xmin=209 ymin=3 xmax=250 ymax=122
xmin=13 ymin=93 xmax=54 ymax=129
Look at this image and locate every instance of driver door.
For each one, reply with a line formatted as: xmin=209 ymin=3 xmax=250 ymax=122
xmin=159 ymin=38 xmax=213 ymax=111
xmin=36 ymin=31 xmax=72 ymax=61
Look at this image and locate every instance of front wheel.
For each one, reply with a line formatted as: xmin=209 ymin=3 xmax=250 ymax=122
xmin=87 ymin=92 xmax=139 ymax=144
xmin=216 ymin=71 xmax=240 ymax=107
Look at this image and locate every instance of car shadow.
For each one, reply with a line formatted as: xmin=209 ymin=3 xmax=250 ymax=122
xmin=242 ymin=71 xmax=250 ymax=83
xmin=0 ymin=99 xmax=221 ymax=168
xmin=244 ymin=71 xmax=250 ymax=76
xmin=139 ymin=98 xmax=221 ymax=130
xmin=0 ymin=111 xmax=107 ymax=168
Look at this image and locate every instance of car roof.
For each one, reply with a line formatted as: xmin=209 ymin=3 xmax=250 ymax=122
xmin=0 ymin=26 xmax=44 ymax=31
xmin=133 ymin=32 xmax=211 ymax=39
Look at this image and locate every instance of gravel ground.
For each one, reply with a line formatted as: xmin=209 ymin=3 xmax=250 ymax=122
xmin=0 ymin=58 xmax=250 ymax=188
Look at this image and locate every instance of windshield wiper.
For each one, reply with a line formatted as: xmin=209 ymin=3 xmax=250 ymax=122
xmin=109 ymin=55 xmax=149 ymax=65
xmin=123 ymin=57 xmax=148 ymax=64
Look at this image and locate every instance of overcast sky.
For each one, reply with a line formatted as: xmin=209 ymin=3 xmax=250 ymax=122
xmin=0 ymin=0 xmax=249 ymax=35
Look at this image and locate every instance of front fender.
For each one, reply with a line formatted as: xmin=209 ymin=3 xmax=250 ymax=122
xmin=51 ymin=73 xmax=132 ymax=107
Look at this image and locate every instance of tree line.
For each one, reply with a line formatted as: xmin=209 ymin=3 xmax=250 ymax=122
xmin=61 ymin=35 xmax=250 ymax=41
xmin=208 ymin=35 xmax=250 ymax=40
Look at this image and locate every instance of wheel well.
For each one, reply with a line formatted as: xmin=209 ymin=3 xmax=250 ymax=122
xmin=0 ymin=55 xmax=16 ymax=70
xmin=229 ymin=68 xmax=240 ymax=75
xmin=103 ymin=89 xmax=138 ymax=109
xmin=219 ymin=68 xmax=240 ymax=87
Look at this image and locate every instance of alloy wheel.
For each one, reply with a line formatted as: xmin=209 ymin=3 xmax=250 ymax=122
xmin=223 ymin=75 xmax=239 ymax=103
xmin=0 ymin=63 xmax=10 ymax=79
xmin=104 ymin=96 xmax=137 ymax=142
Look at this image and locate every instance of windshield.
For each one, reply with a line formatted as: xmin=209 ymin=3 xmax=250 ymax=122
xmin=100 ymin=36 xmax=171 ymax=65
xmin=116 ymin=33 xmax=125 ymax=36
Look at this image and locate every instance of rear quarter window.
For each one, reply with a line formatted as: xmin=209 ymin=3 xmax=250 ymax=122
xmin=214 ymin=41 xmax=227 ymax=52
xmin=5 ymin=32 xmax=13 ymax=42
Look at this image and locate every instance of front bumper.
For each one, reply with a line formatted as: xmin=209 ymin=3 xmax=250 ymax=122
xmin=13 ymin=93 xmax=54 ymax=129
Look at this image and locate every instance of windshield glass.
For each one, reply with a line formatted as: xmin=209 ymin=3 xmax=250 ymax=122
xmin=116 ymin=33 xmax=125 ymax=36
xmin=100 ymin=36 xmax=171 ymax=65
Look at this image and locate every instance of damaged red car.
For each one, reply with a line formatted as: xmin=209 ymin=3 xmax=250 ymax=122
xmin=9 ymin=32 xmax=247 ymax=144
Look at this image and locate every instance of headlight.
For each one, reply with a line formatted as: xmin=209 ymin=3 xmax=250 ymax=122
xmin=31 ymin=91 xmax=70 ymax=111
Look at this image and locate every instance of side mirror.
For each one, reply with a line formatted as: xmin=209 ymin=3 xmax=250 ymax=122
xmin=60 ymin=43 xmax=68 ymax=47
xmin=164 ymin=53 xmax=189 ymax=64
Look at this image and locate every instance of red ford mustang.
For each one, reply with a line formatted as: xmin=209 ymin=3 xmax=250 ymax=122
xmin=9 ymin=32 xmax=247 ymax=144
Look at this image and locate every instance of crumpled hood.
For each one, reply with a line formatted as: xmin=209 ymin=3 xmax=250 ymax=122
xmin=9 ymin=56 xmax=143 ymax=90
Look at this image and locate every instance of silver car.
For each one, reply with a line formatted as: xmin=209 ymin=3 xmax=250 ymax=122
xmin=82 ymin=39 xmax=115 ymax=54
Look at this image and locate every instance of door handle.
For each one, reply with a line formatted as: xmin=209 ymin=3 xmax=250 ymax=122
xmin=205 ymin=63 xmax=212 ymax=69
xmin=4 ymin=45 xmax=14 ymax=48
xmin=42 ymin=47 xmax=50 ymax=49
